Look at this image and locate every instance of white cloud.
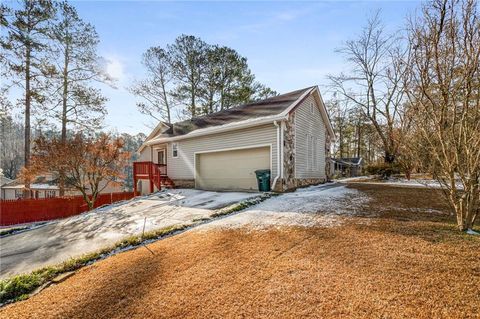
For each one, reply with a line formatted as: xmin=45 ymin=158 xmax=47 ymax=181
xmin=105 ymin=55 xmax=125 ymax=82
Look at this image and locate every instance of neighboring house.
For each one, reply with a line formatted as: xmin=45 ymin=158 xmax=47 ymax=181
xmin=329 ymin=157 xmax=364 ymax=178
xmin=134 ymin=86 xmax=335 ymax=193
xmin=1 ymin=173 xmax=124 ymax=200
xmin=0 ymin=175 xmax=14 ymax=200
xmin=1 ymin=174 xmax=61 ymax=200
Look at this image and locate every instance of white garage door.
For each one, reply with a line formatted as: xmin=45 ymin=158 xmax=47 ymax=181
xmin=196 ymin=146 xmax=270 ymax=191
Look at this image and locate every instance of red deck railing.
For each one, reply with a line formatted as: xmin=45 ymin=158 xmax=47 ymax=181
xmin=133 ymin=161 xmax=172 ymax=194
xmin=0 ymin=192 xmax=135 ymax=226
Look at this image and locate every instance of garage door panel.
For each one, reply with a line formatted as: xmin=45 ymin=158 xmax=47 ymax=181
xmin=196 ymin=147 xmax=270 ymax=191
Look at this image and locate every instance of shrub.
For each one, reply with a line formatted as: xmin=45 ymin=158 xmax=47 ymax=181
xmin=365 ymin=163 xmax=401 ymax=178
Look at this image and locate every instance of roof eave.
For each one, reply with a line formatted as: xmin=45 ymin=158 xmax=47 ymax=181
xmin=144 ymin=114 xmax=287 ymax=147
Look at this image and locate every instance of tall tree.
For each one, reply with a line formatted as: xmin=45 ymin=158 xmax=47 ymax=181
xmin=199 ymin=45 xmax=257 ymax=114
xmin=1 ymin=0 xmax=56 ymax=195
xmin=168 ymin=35 xmax=208 ymax=118
xmin=132 ymin=35 xmax=277 ymax=122
xmin=47 ymin=1 xmax=109 ymax=194
xmin=251 ymin=83 xmax=278 ymax=101
xmin=49 ymin=1 xmax=108 ymax=139
xmin=328 ymin=12 xmax=410 ymax=164
xmin=129 ymin=47 xmax=174 ymax=123
xmin=405 ymin=0 xmax=480 ymax=231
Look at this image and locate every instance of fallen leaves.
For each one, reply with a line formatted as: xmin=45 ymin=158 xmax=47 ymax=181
xmin=1 ymin=184 xmax=479 ymax=318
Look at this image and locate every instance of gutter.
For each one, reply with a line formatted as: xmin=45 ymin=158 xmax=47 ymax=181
xmin=280 ymin=120 xmax=285 ymax=179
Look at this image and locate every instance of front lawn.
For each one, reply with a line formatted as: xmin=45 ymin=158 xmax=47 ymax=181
xmin=1 ymin=184 xmax=479 ymax=319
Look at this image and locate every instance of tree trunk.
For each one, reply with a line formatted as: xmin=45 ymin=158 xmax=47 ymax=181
xmin=24 ymin=45 xmax=31 ymax=199
xmin=59 ymin=47 xmax=69 ymax=196
xmin=191 ymin=90 xmax=196 ymax=117
xmin=356 ymin=122 xmax=361 ymax=158
xmin=384 ymin=152 xmax=395 ymax=164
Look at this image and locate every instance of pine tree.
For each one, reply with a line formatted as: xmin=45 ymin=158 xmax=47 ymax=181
xmin=2 ymin=0 xmax=56 ymax=197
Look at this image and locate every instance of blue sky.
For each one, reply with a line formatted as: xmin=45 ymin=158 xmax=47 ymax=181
xmin=54 ymin=1 xmax=420 ymax=134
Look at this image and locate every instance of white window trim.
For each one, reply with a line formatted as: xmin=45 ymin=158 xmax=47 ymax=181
xmin=310 ymin=135 xmax=314 ymax=171
xmin=172 ymin=143 xmax=178 ymax=158
xmin=306 ymin=134 xmax=310 ymax=170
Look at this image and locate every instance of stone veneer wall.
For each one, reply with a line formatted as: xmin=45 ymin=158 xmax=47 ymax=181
xmin=272 ymin=114 xmax=327 ymax=192
xmin=281 ymin=114 xmax=296 ymax=191
xmin=172 ymin=179 xmax=195 ymax=188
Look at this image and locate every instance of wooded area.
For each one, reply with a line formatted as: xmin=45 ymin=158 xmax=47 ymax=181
xmin=328 ymin=0 xmax=479 ymax=230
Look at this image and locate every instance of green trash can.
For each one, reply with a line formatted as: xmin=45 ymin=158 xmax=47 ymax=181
xmin=254 ymin=169 xmax=271 ymax=192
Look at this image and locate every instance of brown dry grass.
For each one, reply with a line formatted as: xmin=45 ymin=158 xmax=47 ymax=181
xmin=1 ymin=184 xmax=479 ymax=319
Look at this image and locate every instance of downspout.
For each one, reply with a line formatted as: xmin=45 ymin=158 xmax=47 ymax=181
xmin=272 ymin=121 xmax=281 ymax=190
xmin=280 ymin=120 xmax=285 ymax=179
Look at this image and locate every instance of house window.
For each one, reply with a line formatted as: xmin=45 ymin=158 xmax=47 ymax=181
xmin=172 ymin=143 xmax=178 ymax=158
xmin=307 ymin=134 xmax=314 ymax=170
xmin=306 ymin=134 xmax=310 ymax=169
xmin=310 ymin=102 xmax=314 ymax=114
xmin=311 ymin=136 xmax=315 ymax=170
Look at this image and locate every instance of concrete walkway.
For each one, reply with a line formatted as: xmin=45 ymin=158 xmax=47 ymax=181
xmin=0 ymin=189 xmax=256 ymax=279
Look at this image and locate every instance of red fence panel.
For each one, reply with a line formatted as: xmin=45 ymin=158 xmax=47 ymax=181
xmin=0 ymin=192 xmax=135 ymax=226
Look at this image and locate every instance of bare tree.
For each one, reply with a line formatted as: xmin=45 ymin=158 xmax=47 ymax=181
xmin=129 ymin=47 xmax=174 ymax=123
xmin=328 ymin=12 xmax=410 ymax=164
xmin=405 ymin=0 xmax=480 ymax=231
xmin=48 ymin=1 xmax=109 ymax=139
xmin=325 ymin=94 xmax=351 ymax=158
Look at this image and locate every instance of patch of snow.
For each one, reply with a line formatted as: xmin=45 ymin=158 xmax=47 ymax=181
xmin=344 ymin=177 xmax=444 ymax=189
xmin=466 ymin=229 xmax=480 ymax=235
xmin=346 ymin=177 xmax=466 ymax=190
xmin=0 ymin=188 xmax=257 ymax=279
xmin=335 ymin=176 xmax=372 ymax=182
xmin=199 ymin=184 xmax=370 ymax=230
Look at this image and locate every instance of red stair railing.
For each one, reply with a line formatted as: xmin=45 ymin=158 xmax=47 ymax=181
xmin=133 ymin=161 xmax=173 ymax=194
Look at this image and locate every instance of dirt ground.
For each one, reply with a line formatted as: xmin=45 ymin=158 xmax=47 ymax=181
xmin=2 ymin=184 xmax=479 ymax=319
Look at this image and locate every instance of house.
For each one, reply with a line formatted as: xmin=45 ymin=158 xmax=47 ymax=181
xmin=134 ymin=86 xmax=335 ymax=193
xmin=329 ymin=157 xmax=364 ymax=178
xmin=1 ymin=173 xmax=124 ymax=200
xmin=0 ymin=174 xmax=13 ymax=200
xmin=1 ymin=174 xmax=61 ymax=200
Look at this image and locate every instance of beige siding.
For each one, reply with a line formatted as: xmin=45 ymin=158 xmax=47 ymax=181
xmin=294 ymin=95 xmax=326 ymax=179
xmin=163 ymin=124 xmax=278 ymax=180
xmin=138 ymin=145 xmax=152 ymax=161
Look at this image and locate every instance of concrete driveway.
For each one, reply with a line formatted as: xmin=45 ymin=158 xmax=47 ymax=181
xmin=0 ymin=189 xmax=256 ymax=279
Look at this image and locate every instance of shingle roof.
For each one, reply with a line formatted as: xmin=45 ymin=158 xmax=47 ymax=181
xmin=160 ymin=87 xmax=314 ymax=138
xmin=3 ymin=175 xmax=59 ymax=188
xmin=0 ymin=176 xmax=12 ymax=186
xmin=333 ymin=157 xmax=363 ymax=166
